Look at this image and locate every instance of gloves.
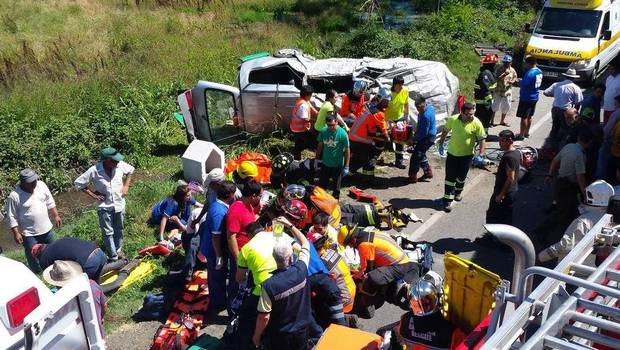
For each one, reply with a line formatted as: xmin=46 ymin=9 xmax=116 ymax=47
xmin=216 ymin=256 xmax=224 ymax=270
xmin=438 ymin=143 xmax=446 ymax=156
xmin=343 ymin=167 xmax=350 ymax=177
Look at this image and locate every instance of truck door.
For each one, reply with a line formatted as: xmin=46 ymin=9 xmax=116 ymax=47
xmin=22 ymin=275 xmax=104 ymax=350
xmin=189 ymin=81 xmax=241 ymax=143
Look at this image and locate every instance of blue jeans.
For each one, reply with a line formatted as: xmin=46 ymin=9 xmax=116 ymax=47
xmin=83 ymin=248 xmax=107 ymax=282
xmin=97 ymin=208 xmax=124 ymax=258
xmin=408 ymin=137 xmax=434 ymax=177
xmin=228 ymin=257 xmax=239 ymax=315
xmin=205 ymin=252 xmax=229 ymax=313
xmin=181 ymin=232 xmax=200 ymax=279
xmin=23 ymin=231 xmax=55 ymax=273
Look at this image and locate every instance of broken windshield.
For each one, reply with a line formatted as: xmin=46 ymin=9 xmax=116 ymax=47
xmin=534 ymin=8 xmax=601 ymax=38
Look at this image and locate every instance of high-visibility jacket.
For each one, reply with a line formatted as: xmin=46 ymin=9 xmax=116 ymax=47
xmin=356 ymin=229 xmax=409 ymax=275
xmin=339 ymin=92 xmax=366 ymax=119
xmin=291 ymin=97 xmax=313 ymax=133
xmin=474 ymin=69 xmax=497 ymax=104
xmin=318 ymin=247 xmax=356 ymax=313
xmin=348 ymin=111 xmax=388 ymax=145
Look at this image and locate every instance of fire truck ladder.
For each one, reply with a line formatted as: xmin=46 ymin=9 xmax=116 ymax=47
xmin=483 ymin=215 xmax=620 ymax=350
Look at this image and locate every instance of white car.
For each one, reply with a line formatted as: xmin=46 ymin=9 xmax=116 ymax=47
xmin=0 ymin=256 xmax=104 ymax=350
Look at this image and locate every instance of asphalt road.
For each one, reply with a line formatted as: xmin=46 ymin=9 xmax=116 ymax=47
xmin=106 ymin=89 xmax=561 ymax=349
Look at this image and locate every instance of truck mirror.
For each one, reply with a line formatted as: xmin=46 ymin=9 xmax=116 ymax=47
xmin=601 ymin=30 xmax=612 ymax=41
xmin=524 ymin=23 xmax=532 ymax=33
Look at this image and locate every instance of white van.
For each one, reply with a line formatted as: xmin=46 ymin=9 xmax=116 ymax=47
xmin=526 ymin=0 xmax=620 ymax=82
xmin=0 ymin=256 xmax=104 ymax=350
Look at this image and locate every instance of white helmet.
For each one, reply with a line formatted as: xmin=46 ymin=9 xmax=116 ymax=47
xmin=585 ymin=180 xmax=615 ymax=207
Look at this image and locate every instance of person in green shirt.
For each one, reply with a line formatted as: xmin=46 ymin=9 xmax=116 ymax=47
xmin=386 ymin=76 xmax=410 ymax=168
xmin=316 ymin=114 xmax=350 ymax=199
xmin=436 ymin=102 xmax=487 ymax=212
xmin=315 ymin=89 xmax=349 ymax=132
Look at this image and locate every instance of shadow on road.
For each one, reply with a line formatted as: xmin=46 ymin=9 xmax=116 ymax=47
xmin=389 ymin=198 xmax=437 ymax=210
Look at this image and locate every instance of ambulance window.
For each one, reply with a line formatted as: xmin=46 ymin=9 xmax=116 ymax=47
xmin=535 ymin=8 xmax=602 ymax=38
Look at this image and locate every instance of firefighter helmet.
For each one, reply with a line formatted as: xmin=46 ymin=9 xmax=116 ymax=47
xmin=283 ymin=184 xmax=306 ymax=200
xmin=481 ymin=54 xmax=499 ymax=65
xmin=353 ymin=80 xmax=368 ymax=95
xmin=585 ymin=180 xmax=614 ymax=207
xmin=409 ymin=271 xmax=443 ymax=316
xmin=337 ymin=224 xmax=358 ymax=246
xmin=237 ymin=161 xmax=258 ymax=179
xmin=282 ymin=199 xmax=308 ymax=221
xmin=272 ymin=153 xmax=294 ymax=173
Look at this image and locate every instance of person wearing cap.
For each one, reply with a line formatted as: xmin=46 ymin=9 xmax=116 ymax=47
xmin=491 ymin=55 xmax=518 ymax=127
xmin=386 ymin=75 xmax=410 ymax=169
xmin=516 ymin=56 xmax=543 ymax=140
xmin=74 ymin=147 xmax=134 ymax=260
xmin=603 ymin=60 xmax=620 ymax=124
xmin=543 ymin=68 xmax=584 ymax=149
xmin=6 ymin=168 xmax=61 ymax=272
xmin=42 ymin=260 xmax=107 ymax=337
xmin=474 ymin=54 xmax=498 ymax=130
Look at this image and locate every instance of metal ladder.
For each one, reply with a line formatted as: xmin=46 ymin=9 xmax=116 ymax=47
xmin=483 ymin=214 xmax=620 ymax=350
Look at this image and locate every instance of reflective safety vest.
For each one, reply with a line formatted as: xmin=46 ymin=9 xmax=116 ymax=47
xmin=396 ymin=311 xmax=462 ymax=350
xmin=348 ymin=111 xmax=387 ymax=145
xmin=291 ymin=98 xmax=312 ymax=133
xmin=339 ymin=92 xmax=366 ymax=119
xmin=473 ymin=69 xmax=497 ymax=104
xmin=319 ymin=247 xmax=356 ymax=313
xmin=356 ymin=229 xmax=409 ymax=274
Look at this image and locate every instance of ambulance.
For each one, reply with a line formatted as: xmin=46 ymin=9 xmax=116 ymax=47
xmin=526 ymin=0 xmax=620 ymax=82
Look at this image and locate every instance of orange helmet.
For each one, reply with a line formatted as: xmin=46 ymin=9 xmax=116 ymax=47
xmin=481 ymin=54 xmax=498 ymax=65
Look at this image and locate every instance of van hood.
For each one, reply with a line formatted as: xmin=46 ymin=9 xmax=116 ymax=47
xmin=526 ymin=34 xmax=596 ymax=61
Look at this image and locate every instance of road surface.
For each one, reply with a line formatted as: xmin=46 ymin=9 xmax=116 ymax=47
xmin=106 ymin=89 xmax=561 ymax=349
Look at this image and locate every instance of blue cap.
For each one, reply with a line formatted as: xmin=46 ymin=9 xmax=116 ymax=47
xmin=502 ymin=55 xmax=513 ymax=63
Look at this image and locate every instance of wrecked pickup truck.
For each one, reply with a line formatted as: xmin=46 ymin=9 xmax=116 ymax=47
xmin=177 ymin=48 xmax=460 ymax=143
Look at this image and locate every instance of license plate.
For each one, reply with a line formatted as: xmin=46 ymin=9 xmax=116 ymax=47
xmin=543 ymin=71 xmax=559 ymax=78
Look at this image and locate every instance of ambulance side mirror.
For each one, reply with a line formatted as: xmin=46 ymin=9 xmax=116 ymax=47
xmin=601 ymin=30 xmax=612 ymax=41
xmin=524 ymin=23 xmax=532 ymax=33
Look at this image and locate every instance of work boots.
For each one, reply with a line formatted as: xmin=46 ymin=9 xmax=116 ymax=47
xmin=418 ymin=167 xmax=433 ymax=181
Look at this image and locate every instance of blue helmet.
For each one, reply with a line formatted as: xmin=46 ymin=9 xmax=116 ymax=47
xmin=502 ymin=55 xmax=513 ymax=63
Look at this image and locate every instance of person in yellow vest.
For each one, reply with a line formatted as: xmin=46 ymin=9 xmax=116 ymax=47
xmin=386 ymin=76 xmax=410 ymax=169
xmin=291 ymin=85 xmax=318 ymax=160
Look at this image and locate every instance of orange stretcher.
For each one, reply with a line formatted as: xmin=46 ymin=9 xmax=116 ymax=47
xmin=315 ymin=324 xmax=383 ymax=350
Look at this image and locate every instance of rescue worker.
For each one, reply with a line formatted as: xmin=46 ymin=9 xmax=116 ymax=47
xmin=392 ymin=272 xmax=463 ymax=350
xmin=270 ymin=152 xmax=320 ymax=188
xmin=408 ymin=97 xmax=437 ymax=183
xmin=315 ymin=89 xmax=349 ymax=132
xmin=228 ymin=160 xmax=259 ymax=192
xmin=538 ymin=180 xmax=614 ymax=262
xmin=253 ymin=216 xmax=313 ymax=350
xmin=491 ymin=54 xmax=518 ymax=127
xmin=339 ymin=80 xmax=368 ymax=126
xmin=436 ymin=102 xmax=487 ymax=212
xmin=291 ymin=85 xmax=318 ymax=160
xmin=339 ymin=202 xmax=392 ymax=228
xmin=281 ymin=200 xmax=346 ymax=329
xmin=339 ymin=225 xmax=420 ymax=318
xmin=349 ymin=89 xmax=390 ymax=182
xmin=474 ymin=54 xmax=498 ymax=130
xmin=386 ymin=76 xmax=410 ymax=169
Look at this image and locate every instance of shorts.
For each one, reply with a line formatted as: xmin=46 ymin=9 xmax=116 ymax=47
xmin=516 ymin=100 xmax=537 ymax=119
xmin=492 ymin=92 xmax=512 ymax=114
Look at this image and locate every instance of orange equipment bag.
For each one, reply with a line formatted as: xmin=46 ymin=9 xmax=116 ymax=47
xmin=224 ymin=152 xmax=272 ymax=184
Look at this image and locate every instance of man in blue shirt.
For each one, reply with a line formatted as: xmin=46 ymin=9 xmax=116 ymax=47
xmin=408 ymin=97 xmax=437 ymax=183
xmin=580 ymin=83 xmax=605 ymax=124
xmin=199 ymin=180 xmax=237 ymax=314
xmin=517 ymin=56 xmax=543 ymax=140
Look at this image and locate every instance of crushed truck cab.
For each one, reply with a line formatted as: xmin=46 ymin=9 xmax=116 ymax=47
xmin=526 ymin=0 xmax=620 ymax=82
xmin=178 ymin=49 xmax=459 ymax=143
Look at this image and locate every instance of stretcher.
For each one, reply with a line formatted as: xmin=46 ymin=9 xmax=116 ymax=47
xmin=315 ymin=324 xmax=383 ymax=350
xmin=99 ymin=260 xmax=156 ymax=294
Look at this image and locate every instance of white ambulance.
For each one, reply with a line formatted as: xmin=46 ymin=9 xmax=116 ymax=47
xmin=526 ymin=0 xmax=620 ymax=82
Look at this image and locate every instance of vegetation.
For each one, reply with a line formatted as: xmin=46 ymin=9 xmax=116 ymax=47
xmin=1 ymin=0 xmax=536 ymax=332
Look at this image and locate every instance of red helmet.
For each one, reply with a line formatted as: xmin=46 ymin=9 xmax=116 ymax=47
xmin=282 ymin=199 xmax=308 ymax=221
xmin=481 ymin=54 xmax=498 ymax=64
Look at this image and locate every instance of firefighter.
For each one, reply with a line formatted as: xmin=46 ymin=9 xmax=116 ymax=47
xmin=348 ymin=88 xmax=390 ymax=182
xmin=474 ymin=54 xmax=498 ymax=131
xmin=339 ymin=80 xmax=368 ymax=126
xmin=339 ymin=202 xmax=392 ymax=228
xmin=227 ymin=160 xmax=258 ymax=192
xmin=291 ymin=85 xmax=318 ymax=160
xmin=270 ymin=152 xmax=320 ymax=189
xmin=391 ymin=272 xmax=464 ymax=350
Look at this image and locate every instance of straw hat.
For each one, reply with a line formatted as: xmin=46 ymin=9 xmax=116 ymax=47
xmin=42 ymin=260 xmax=83 ymax=287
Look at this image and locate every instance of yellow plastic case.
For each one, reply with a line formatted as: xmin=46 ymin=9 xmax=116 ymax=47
xmin=443 ymin=252 xmax=501 ymax=333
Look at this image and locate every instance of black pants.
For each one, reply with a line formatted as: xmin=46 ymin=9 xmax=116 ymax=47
xmin=236 ymin=293 xmax=259 ymax=350
xmin=181 ymin=232 xmax=201 ymax=279
xmin=308 ymin=273 xmax=345 ymax=328
xmin=350 ymin=141 xmax=376 ymax=177
xmin=535 ymin=177 xmax=580 ymax=243
xmin=444 ymin=154 xmax=473 ymax=203
xmin=394 ymin=142 xmax=405 ymax=164
xmin=265 ymin=328 xmax=309 ymax=350
xmin=409 ymin=137 xmax=434 ymax=177
xmin=319 ymin=165 xmax=343 ymax=198
xmin=486 ymin=192 xmax=516 ymax=225
xmin=293 ymin=130 xmax=316 ymax=160
xmin=548 ymin=107 xmax=567 ymax=149
xmin=475 ymin=103 xmax=493 ymax=129
xmin=357 ymin=262 xmax=421 ymax=314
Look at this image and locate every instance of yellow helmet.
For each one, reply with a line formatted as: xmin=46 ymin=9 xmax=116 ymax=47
xmin=237 ymin=161 xmax=258 ymax=179
xmin=338 ymin=224 xmax=357 ymax=246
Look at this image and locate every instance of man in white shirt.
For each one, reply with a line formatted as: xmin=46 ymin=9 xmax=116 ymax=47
xmin=603 ymin=60 xmax=620 ymax=124
xmin=6 ymin=168 xmax=61 ymax=272
xmin=544 ymin=69 xmax=583 ymax=149
xmin=74 ymin=147 xmax=134 ymax=260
